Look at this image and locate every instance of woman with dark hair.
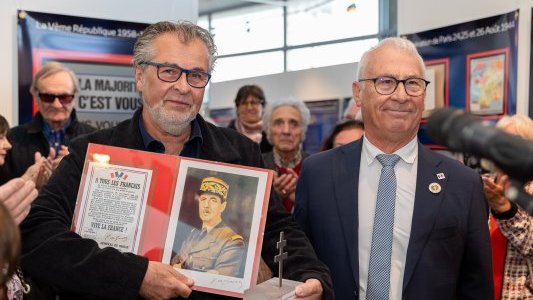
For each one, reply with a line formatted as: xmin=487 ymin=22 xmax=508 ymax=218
xmin=0 ymin=115 xmax=44 ymax=224
xmin=0 ymin=115 xmax=50 ymax=191
xmin=227 ymin=85 xmax=272 ymax=153
xmin=320 ymin=119 xmax=364 ymax=151
xmin=0 ymin=201 xmax=23 ymax=300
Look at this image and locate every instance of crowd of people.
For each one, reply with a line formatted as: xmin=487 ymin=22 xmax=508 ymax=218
xmin=0 ymin=19 xmax=531 ymax=300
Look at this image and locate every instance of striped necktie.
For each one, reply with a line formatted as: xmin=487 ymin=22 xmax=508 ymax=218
xmin=366 ymin=154 xmax=401 ymax=300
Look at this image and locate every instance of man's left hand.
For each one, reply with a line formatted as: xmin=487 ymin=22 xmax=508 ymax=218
xmin=295 ymin=278 xmax=323 ymax=300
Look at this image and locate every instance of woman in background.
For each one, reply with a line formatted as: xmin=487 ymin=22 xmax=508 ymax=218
xmin=0 ymin=115 xmax=51 ymax=192
xmin=320 ymin=119 xmax=364 ymax=151
xmin=227 ymin=85 xmax=272 ymax=153
xmin=482 ymin=114 xmax=533 ymax=300
xmin=0 ymin=201 xmax=23 ymax=300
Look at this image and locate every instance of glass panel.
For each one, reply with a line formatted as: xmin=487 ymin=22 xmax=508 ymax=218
xmin=211 ymin=5 xmax=284 ymax=55
xmin=286 ymin=38 xmax=378 ymax=71
xmin=211 ymin=51 xmax=284 ymax=82
xmin=287 ymin=0 xmax=379 ymax=46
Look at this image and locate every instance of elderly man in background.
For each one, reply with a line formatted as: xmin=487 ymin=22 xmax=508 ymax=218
xmin=21 ymin=21 xmax=331 ymax=300
xmin=295 ymin=37 xmax=492 ymax=299
xmin=262 ymin=98 xmax=310 ymax=213
xmin=0 ymin=62 xmax=95 ymax=185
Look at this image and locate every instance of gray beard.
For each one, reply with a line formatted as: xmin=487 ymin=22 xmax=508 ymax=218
xmin=145 ymin=101 xmax=196 ymax=136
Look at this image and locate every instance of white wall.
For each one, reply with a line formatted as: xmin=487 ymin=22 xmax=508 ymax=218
xmin=0 ymin=0 xmax=198 ymax=126
xmin=209 ymin=62 xmax=357 ymax=109
xmin=209 ymin=0 xmax=532 ymax=115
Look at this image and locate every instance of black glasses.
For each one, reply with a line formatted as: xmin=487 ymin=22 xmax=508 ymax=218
xmin=359 ymin=76 xmax=430 ymax=97
xmin=141 ymin=61 xmax=211 ymax=88
xmin=38 ymin=93 xmax=75 ymax=104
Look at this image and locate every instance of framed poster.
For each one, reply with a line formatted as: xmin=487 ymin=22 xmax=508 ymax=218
xmin=466 ymin=48 xmax=509 ymax=116
xmin=72 ymin=144 xmax=273 ymax=298
xmin=423 ymin=58 xmax=449 ymax=119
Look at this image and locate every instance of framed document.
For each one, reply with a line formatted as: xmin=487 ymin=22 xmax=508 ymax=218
xmin=423 ymin=58 xmax=449 ymax=119
xmin=72 ymin=143 xmax=273 ymax=297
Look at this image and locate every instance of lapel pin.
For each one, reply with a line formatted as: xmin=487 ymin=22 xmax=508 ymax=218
xmin=429 ymin=182 xmax=442 ymax=194
xmin=437 ymin=173 xmax=445 ymax=180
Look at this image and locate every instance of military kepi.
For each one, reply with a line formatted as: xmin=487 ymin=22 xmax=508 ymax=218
xmin=199 ymin=176 xmax=229 ymax=201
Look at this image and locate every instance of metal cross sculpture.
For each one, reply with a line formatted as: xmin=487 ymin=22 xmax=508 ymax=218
xmin=274 ymin=231 xmax=288 ymax=288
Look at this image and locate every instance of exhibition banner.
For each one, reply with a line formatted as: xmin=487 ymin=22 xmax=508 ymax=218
xmin=17 ymin=10 xmax=148 ymax=127
xmin=403 ymin=10 xmax=518 ymax=147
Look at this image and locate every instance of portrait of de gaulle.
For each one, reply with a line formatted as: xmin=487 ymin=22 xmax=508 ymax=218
xmin=170 ymin=171 xmax=257 ymax=278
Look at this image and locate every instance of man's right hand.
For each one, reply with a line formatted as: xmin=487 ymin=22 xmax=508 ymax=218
xmin=139 ymin=261 xmax=194 ymax=300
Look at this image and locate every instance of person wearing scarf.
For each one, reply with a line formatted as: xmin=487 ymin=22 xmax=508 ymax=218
xmin=227 ymin=85 xmax=272 ymax=153
xmin=262 ymin=98 xmax=310 ymax=213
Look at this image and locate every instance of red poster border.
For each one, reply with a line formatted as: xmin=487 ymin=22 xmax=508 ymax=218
xmin=421 ymin=58 xmax=450 ymax=150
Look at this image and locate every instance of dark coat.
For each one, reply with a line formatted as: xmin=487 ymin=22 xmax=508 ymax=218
xmin=0 ymin=110 xmax=95 ymax=184
xmin=294 ymin=139 xmax=493 ymax=299
xmin=20 ymin=108 xmax=333 ymax=300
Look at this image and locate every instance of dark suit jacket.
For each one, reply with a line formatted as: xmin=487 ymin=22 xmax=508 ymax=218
xmin=294 ymin=139 xmax=493 ymax=300
xmin=20 ymin=108 xmax=333 ymax=300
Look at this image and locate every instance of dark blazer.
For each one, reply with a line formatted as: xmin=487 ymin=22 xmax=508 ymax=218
xmin=0 ymin=110 xmax=95 ymax=184
xmin=294 ymin=139 xmax=493 ymax=300
xmin=20 ymin=108 xmax=333 ymax=300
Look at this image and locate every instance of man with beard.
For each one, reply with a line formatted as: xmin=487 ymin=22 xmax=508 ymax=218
xmin=20 ymin=21 xmax=332 ymax=300
xmin=0 ymin=62 xmax=95 ymax=185
xmin=170 ymin=176 xmax=244 ymax=277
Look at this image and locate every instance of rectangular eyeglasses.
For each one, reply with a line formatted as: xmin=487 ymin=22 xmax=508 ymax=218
xmin=141 ymin=61 xmax=211 ymax=88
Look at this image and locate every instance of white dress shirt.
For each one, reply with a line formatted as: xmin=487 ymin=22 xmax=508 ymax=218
xmin=358 ymin=136 xmax=418 ymax=300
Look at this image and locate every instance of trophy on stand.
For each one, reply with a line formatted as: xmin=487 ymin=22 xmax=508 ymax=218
xmin=244 ymin=231 xmax=301 ymax=300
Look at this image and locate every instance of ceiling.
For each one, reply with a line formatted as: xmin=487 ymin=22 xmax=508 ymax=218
xmin=198 ymin=0 xmax=301 ymax=15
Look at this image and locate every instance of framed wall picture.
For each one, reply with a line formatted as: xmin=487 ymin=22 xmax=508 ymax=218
xmin=466 ymin=48 xmax=509 ymax=116
xmin=423 ymin=58 xmax=449 ymax=119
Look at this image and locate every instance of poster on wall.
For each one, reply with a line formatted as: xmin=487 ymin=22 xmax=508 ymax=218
xmin=403 ymin=10 xmax=518 ymax=148
xmin=17 ymin=10 xmax=149 ymax=128
xmin=303 ymin=99 xmax=341 ymax=154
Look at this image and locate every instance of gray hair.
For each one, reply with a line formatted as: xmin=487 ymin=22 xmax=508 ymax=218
xmin=356 ymin=37 xmax=426 ymax=79
xmin=29 ymin=61 xmax=79 ymax=96
xmin=133 ymin=20 xmax=217 ymax=73
xmin=496 ymin=114 xmax=533 ymax=140
xmin=263 ymin=98 xmax=311 ymax=143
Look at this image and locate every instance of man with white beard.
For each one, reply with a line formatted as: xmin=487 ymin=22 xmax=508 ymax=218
xmin=20 ymin=21 xmax=332 ymax=300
